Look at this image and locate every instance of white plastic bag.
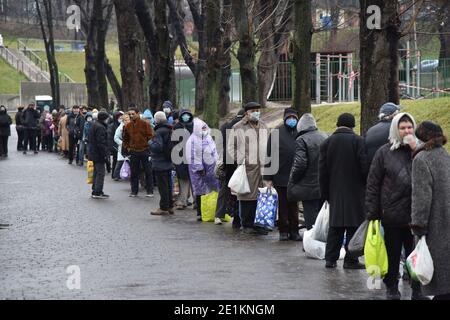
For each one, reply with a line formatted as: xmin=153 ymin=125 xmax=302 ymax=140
xmin=406 ymin=236 xmax=434 ymax=285
xmin=303 ymin=229 xmax=345 ymax=260
xmin=228 ymin=164 xmax=250 ymax=194
xmin=312 ymin=201 xmax=329 ymax=242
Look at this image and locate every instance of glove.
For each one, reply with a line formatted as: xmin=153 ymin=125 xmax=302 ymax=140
xmin=411 ymin=225 xmax=427 ymax=237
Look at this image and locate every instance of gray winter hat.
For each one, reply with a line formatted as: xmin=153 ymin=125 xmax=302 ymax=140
xmin=297 ymin=113 xmax=317 ymax=132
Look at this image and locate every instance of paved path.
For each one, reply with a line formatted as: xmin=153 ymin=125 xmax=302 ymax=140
xmin=0 ymin=127 xmax=412 ymax=299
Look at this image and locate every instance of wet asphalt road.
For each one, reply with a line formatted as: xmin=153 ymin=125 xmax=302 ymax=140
xmin=0 ymin=127 xmax=412 ymax=299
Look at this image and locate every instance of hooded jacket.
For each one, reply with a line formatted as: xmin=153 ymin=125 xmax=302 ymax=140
xmin=186 ymin=118 xmax=220 ymax=196
xmin=149 ymin=122 xmax=173 ymax=171
xmin=88 ymin=118 xmax=109 ymax=163
xmin=172 ymin=109 xmax=194 ymax=179
xmin=143 ymin=109 xmax=156 ymax=128
xmin=365 ymin=113 xmax=417 ymax=227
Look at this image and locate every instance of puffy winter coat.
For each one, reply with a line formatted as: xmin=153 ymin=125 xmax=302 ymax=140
xmin=149 ymin=123 xmax=173 ymax=171
xmin=287 ymin=128 xmax=328 ymax=201
xmin=366 ymin=143 xmax=414 ymax=227
xmin=364 ymin=120 xmax=391 ymax=166
xmin=172 ymin=109 xmax=194 ymax=180
xmin=88 ymin=120 xmax=108 ymax=163
xmin=0 ymin=111 xmax=12 ymax=136
xmin=21 ymin=108 xmax=40 ymax=128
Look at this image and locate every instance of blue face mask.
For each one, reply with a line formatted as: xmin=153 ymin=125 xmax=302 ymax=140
xmin=250 ymin=111 xmax=260 ymax=121
xmin=181 ymin=114 xmax=191 ymax=123
xmin=286 ymin=118 xmax=298 ymax=128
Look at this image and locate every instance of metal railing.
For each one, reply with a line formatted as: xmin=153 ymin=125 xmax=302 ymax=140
xmin=17 ymin=39 xmax=75 ymax=83
xmin=0 ymin=46 xmax=50 ymax=82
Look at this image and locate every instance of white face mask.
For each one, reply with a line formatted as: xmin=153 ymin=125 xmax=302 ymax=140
xmin=118 ymin=118 xmax=123 ymax=124
xmin=249 ymin=111 xmax=260 ymax=121
xmin=163 ymin=107 xmax=171 ymax=114
xmin=202 ymin=130 xmax=208 ymax=138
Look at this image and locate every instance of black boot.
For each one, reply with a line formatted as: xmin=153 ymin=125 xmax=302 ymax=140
xmin=343 ymin=256 xmax=365 ymax=269
xmin=386 ymin=285 xmax=401 ymax=300
xmin=279 ymin=232 xmax=289 ymax=241
xmin=411 ymin=281 xmax=431 ymax=300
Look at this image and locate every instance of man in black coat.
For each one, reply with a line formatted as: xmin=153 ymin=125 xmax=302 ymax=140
xmin=150 ymin=111 xmax=174 ymax=215
xmin=263 ymin=108 xmax=301 ymax=241
xmin=365 ymin=102 xmax=401 ymax=166
xmin=88 ymin=111 xmax=110 ymax=199
xmin=172 ymin=108 xmax=194 ymax=209
xmin=214 ymin=108 xmax=245 ymax=227
xmin=319 ymin=113 xmax=368 ymax=269
xmin=287 ymin=113 xmax=328 ymax=230
xmin=21 ymin=103 xmax=41 ymax=154
xmin=15 ymin=106 xmax=25 ymax=151
xmin=66 ymin=105 xmax=85 ymax=165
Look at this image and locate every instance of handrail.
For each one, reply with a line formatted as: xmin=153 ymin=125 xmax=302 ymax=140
xmin=0 ymin=46 xmax=50 ymax=82
xmin=17 ymin=39 xmax=75 ymax=83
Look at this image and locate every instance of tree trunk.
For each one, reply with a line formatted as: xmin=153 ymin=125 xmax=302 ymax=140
xmin=104 ymin=57 xmax=123 ymax=109
xmin=292 ymin=0 xmax=312 ymax=115
xmin=187 ymin=0 xmax=207 ymax=114
xmin=359 ymin=0 xmax=400 ymax=135
xmin=219 ymin=0 xmax=232 ymax=117
xmin=232 ymin=0 xmax=258 ymax=103
xmin=114 ymin=0 xmax=144 ymax=110
xmin=329 ymin=0 xmax=339 ymax=50
xmin=438 ymin=1 xmax=450 ymax=61
xmin=95 ymin=1 xmax=112 ymax=110
xmin=154 ymin=0 xmax=175 ymax=110
xmin=203 ymin=0 xmax=222 ymax=128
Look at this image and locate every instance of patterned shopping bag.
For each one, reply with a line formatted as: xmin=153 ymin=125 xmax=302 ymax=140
xmin=254 ymin=187 xmax=278 ymax=230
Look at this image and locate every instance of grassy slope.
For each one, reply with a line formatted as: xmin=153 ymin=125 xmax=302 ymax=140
xmin=313 ymin=97 xmax=450 ymax=152
xmin=0 ymin=58 xmax=28 ymax=94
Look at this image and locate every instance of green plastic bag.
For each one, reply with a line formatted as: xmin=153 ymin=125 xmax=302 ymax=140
xmin=364 ymin=220 xmax=388 ymax=278
xmin=200 ymin=191 xmax=232 ymax=222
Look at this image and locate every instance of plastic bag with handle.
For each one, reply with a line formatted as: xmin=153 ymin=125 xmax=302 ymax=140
xmin=228 ymin=164 xmax=250 ymax=195
xmin=406 ymin=236 xmax=434 ymax=285
xmin=312 ymin=201 xmax=329 ymax=242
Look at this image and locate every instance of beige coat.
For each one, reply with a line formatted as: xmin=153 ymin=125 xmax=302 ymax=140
xmin=58 ymin=115 xmax=69 ymax=151
xmin=227 ymin=117 xmax=269 ymax=201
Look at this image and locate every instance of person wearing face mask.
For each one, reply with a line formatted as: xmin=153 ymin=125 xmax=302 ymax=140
xmin=262 ymin=108 xmax=301 ymax=241
xmin=162 ymin=101 xmax=174 ymax=125
xmin=0 ymin=105 xmax=12 ymax=158
xmin=366 ymin=113 xmax=429 ymax=300
xmin=172 ymin=109 xmax=195 ymax=210
xmin=287 ymin=113 xmax=328 ymax=233
xmin=88 ymin=111 xmax=110 ymax=199
xmin=66 ymin=105 xmax=85 ymax=165
xmin=15 ymin=106 xmax=25 ymax=151
xmin=227 ymin=101 xmax=269 ymax=235
xmin=185 ymin=118 xmax=220 ymax=220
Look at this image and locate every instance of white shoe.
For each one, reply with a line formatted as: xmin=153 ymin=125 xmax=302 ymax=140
xmin=214 ymin=218 xmax=222 ymax=225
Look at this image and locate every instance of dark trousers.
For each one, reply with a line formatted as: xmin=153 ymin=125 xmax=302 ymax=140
xmin=239 ymin=200 xmax=257 ymax=229
xmin=303 ymin=199 xmax=323 ymax=230
xmin=111 ymin=150 xmax=118 ymax=179
xmin=130 ymin=151 xmax=153 ymax=194
xmin=92 ymin=161 xmax=106 ymax=195
xmin=16 ymin=128 xmax=24 ymax=150
xmin=325 ymin=227 xmax=358 ymax=263
xmin=196 ymin=195 xmax=202 ymax=217
xmin=215 ymin=180 xmax=230 ymax=219
xmin=155 ymin=170 xmax=173 ymax=210
xmin=275 ymin=186 xmax=299 ymax=234
xmin=68 ymin=135 xmax=80 ymax=162
xmin=0 ymin=135 xmax=8 ymax=156
xmin=113 ymin=160 xmax=124 ymax=179
xmin=43 ymin=135 xmax=53 ymax=152
xmin=36 ymin=129 xmax=41 ymax=150
xmin=383 ymin=227 xmax=415 ymax=288
xmin=23 ymin=128 xmax=37 ymax=152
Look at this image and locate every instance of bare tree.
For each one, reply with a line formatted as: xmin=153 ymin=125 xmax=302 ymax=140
xmin=35 ymin=0 xmax=60 ymax=108
xmin=292 ymin=0 xmax=313 ymax=115
xmin=114 ymin=0 xmax=143 ymax=110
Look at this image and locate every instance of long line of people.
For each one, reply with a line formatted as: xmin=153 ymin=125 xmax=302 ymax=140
xmin=1 ymin=99 xmax=449 ymax=300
